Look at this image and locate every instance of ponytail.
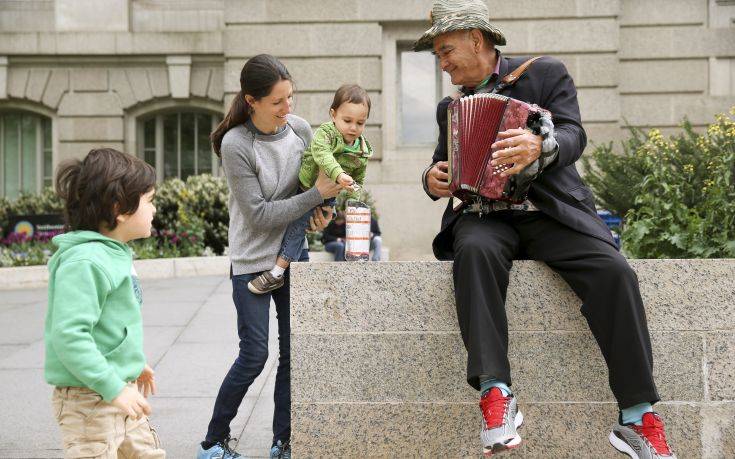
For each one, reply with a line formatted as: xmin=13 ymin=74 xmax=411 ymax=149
xmin=211 ymin=91 xmax=250 ymax=157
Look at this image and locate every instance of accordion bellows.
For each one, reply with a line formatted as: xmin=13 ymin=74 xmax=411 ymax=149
xmin=447 ymin=93 xmax=548 ymax=202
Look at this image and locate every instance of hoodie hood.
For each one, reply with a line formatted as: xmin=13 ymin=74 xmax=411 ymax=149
xmin=49 ymin=230 xmax=132 ymax=274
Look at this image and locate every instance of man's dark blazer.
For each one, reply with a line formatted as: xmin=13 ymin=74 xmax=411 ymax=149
xmin=425 ymin=54 xmax=616 ymax=260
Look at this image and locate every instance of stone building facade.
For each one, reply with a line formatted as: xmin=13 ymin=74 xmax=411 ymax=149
xmin=1 ymin=0 xmax=734 ymax=259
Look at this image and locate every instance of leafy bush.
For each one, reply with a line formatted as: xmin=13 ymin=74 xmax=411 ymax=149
xmin=0 ymin=188 xmax=63 ymax=232
xmin=128 ymin=226 xmax=206 ymax=260
xmin=583 ymin=109 xmax=735 ymax=258
xmin=0 ymin=231 xmax=59 ymax=268
xmin=0 ymin=175 xmax=227 ymax=267
xmin=153 ymin=174 xmax=229 ymax=255
xmin=580 ymin=129 xmax=650 ymax=219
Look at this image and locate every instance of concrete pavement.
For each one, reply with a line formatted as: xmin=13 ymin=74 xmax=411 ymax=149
xmin=0 ymin=275 xmax=280 ymax=458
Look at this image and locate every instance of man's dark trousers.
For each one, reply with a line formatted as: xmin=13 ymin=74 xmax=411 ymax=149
xmin=452 ymin=210 xmax=660 ymax=409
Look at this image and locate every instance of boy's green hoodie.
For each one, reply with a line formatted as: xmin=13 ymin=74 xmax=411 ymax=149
xmin=44 ymin=230 xmax=145 ymax=401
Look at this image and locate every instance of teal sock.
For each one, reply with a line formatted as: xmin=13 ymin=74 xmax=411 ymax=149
xmin=621 ymin=402 xmax=653 ymax=425
xmin=480 ymin=378 xmax=511 ymax=396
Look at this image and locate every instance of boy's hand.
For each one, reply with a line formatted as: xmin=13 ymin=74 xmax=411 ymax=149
xmin=111 ymin=384 xmax=151 ymax=419
xmin=136 ymin=364 xmax=157 ymax=398
xmin=337 ymin=173 xmax=356 ymax=191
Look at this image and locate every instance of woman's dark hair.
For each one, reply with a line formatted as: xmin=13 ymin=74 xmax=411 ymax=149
xmin=55 ymin=148 xmax=156 ymax=232
xmin=330 ymin=84 xmax=371 ymax=117
xmin=210 ymin=54 xmax=292 ymax=156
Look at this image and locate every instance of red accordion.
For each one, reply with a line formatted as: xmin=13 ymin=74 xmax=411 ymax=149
xmin=447 ymin=93 xmax=549 ymax=203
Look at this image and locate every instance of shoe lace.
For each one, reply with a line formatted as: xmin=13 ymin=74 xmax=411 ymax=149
xmin=633 ymin=414 xmax=672 ymax=456
xmin=220 ymin=436 xmax=239 ymax=457
xmin=281 ymin=442 xmax=291 ymax=459
xmin=479 ymin=389 xmax=510 ymax=429
xmin=271 ymin=440 xmax=290 ymax=458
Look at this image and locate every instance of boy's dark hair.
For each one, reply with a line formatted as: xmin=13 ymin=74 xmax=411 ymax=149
xmin=330 ymin=84 xmax=371 ymax=117
xmin=55 ymin=148 xmax=156 ymax=232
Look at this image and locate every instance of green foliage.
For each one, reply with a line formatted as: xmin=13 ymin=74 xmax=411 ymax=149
xmin=152 ymin=174 xmax=229 ymax=255
xmin=0 ymin=175 xmax=227 ymax=266
xmin=580 ymin=128 xmax=650 ymax=218
xmin=583 ymin=109 xmax=735 ymax=258
xmin=0 ymin=187 xmax=63 ymax=231
xmin=0 ymin=234 xmax=56 ymax=268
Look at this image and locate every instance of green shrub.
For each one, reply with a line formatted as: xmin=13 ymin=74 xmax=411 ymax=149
xmin=0 ymin=187 xmax=63 ymax=231
xmin=0 ymin=233 xmax=56 ymax=268
xmin=580 ymin=128 xmax=650 ymax=218
xmin=583 ymin=109 xmax=735 ymax=258
xmin=153 ymin=174 xmax=229 ymax=255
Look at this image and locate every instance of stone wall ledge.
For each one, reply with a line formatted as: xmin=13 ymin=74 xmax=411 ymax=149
xmin=290 ymin=259 xmax=735 ymax=458
xmin=0 ymin=249 xmax=390 ymax=290
xmin=0 ymin=31 xmax=223 ymax=56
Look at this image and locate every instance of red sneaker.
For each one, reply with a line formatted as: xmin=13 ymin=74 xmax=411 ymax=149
xmin=609 ymin=412 xmax=676 ymax=458
xmin=479 ymin=387 xmax=523 ymax=456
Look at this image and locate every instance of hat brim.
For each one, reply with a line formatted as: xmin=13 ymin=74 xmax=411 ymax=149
xmin=413 ymin=22 xmax=506 ymax=52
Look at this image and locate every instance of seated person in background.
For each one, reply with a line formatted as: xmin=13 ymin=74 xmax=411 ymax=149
xmin=322 ymin=212 xmax=382 ymax=261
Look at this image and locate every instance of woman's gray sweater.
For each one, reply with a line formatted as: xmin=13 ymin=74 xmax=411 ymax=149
xmin=220 ymin=114 xmax=323 ymax=275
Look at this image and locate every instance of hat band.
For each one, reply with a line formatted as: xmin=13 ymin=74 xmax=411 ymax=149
xmin=432 ymin=11 xmax=490 ymax=26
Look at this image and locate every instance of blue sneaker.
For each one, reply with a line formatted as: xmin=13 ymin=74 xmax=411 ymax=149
xmin=196 ymin=437 xmax=242 ymax=459
xmin=269 ymin=440 xmax=291 ymax=459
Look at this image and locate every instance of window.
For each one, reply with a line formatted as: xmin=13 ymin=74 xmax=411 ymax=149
xmin=398 ymin=45 xmax=454 ymax=146
xmin=138 ymin=111 xmax=221 ymax=182
xmin=0 ymin=112 xmax=52 ymax=198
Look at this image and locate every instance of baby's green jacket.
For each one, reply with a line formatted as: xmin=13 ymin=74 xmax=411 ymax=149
xmin=298 ymin=121 xmax=373 ymax=198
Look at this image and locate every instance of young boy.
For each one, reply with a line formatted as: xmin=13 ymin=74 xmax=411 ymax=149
xmin=45 ymin=148 xmax=166 ymax=457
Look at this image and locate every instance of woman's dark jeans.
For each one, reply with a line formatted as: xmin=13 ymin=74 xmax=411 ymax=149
xmin=205 ymin=248 xmax=309 ymax=445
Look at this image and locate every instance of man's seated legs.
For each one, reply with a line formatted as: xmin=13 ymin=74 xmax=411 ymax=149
xmin=516 ymin=212 xmax=674 ymax=458
xmin=452 ymin=213 xmax=524 ymax=455
xmin=370 ymin=235 xmax=382 ymax=261
xmin=324 ymin=240 xmax=345 ymax=261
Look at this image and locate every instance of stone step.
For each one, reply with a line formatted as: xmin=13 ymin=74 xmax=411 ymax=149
xmin=290 ymin=260 xmax=735 ymax=458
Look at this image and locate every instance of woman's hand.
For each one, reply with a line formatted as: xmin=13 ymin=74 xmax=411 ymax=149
xmin=315 ymin=171 xmax=342 ymax=199
xmin=309 ymin=206 xmax=333 ymax=232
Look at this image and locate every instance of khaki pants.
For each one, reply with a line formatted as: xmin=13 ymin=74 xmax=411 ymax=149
xmin=52 ymin=384 xmax=166 ymax=458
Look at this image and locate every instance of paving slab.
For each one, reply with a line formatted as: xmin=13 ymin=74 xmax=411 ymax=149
xmin=0 ymin=275 xmax=282 ymax=459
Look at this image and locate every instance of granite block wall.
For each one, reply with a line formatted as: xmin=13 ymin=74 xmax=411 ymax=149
xmin=291 ymin=260 xmax=735 ymax=457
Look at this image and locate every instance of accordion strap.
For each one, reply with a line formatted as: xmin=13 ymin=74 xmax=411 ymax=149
xmin=492 ymin=56 xmax=544 ymax=93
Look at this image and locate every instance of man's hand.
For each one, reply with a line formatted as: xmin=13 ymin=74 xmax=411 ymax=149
xmin=426 ymin=161 xmax=452 ymax=198
xmin=111 ymin=384 xmax=151 ymax=419
xmin=136 ymin=364 xmax=156 ymax=398
xmin=491 ymin=128 xmax=542 ymax=176
xmin=309 ymin=206 xmax=333 ymax=232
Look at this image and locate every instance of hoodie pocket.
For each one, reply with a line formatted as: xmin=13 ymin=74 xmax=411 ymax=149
xmin=103 ymin=327 xmax=132 ymax=365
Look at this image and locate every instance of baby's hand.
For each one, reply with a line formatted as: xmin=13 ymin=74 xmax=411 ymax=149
xmin=337 ymin=173 xmax=356 ymax=191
